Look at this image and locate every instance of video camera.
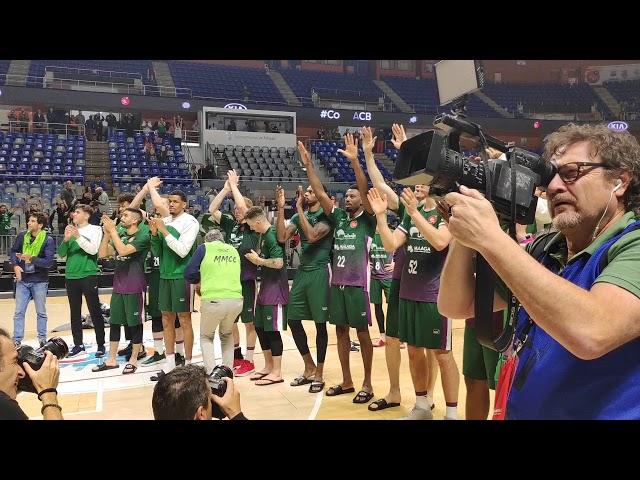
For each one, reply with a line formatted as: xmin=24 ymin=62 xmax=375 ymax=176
xmin=393 ymin=60 xmax=559 ymax=352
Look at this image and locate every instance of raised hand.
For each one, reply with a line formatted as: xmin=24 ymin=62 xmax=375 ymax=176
xmin=227 ymin=169 xmax=240 ymax=187
xmin=337 ymin=133 xmax=358 ymax=163
xmin=147 ymin=176 xmax=163 ymax=190
xmin=361 ymin=126 xmax=377 ymax=152
xmin=295 ymin=186 xmax=305 ymax=210
xmin=275 ymin=185 xmax=286 ymax=209
xmin=367 ymin=187 xmax=388 ymax=215
xmin=391 ymin=123 xmax=407 ymax=150
xmin=148 ymin=217 xmax=158 ymax=236
xmin=400 ymin=187 xmax=419 ymax=216
xmin=297 ymin=141 xmax=312 ymax=168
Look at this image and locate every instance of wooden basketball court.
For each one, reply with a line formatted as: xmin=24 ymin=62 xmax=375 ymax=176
xmin=1 ymin=293 xmax=494 ymax=420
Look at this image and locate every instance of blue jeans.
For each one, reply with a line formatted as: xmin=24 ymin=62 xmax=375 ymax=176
xmin=13 ymin=281 xmax=49 ymax=343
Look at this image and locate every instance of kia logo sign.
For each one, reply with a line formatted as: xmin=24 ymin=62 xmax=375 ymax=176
xmin=608 ymin=121 xmax=629 ymax=131
xmin=224 ymin=103 xmax=247 ymax=110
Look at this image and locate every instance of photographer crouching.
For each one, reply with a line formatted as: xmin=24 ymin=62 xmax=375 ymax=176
xmin=0 ymin=328 xmax=63 ymax=420
xmin=438 ymin=123 xmax=640 ymax=420
xmin=152 ymin=364 xmax=247 ymax=420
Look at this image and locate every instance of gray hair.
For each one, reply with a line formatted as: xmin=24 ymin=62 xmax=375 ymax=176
xmin=205 ymin=229 xmax=225 ymax=243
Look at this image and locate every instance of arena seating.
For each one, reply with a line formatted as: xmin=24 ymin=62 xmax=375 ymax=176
xmin=27 ymin=60 xmax=155 ymax=88
xmin=168 ymin=62 xmax=284 ymax=103
xmin=604 ymin=79 xmax=640 ymax=109
xmin=312 ymin=140 xmax=393 ymax=184
xmin=216 ymin=144 xmax=305 ymax=180
xmin=0 ymin=131 xmax=85 ymax=185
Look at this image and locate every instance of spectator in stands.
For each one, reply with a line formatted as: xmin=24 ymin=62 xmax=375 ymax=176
xmin=159 ymin=146 xmax=168 ymax=163
xmin=91 ymin=176 xmax=107 ymax=193
xmin=19 ymin=109 xmax=30 ymax=133
xmin=142 ymin=121 xmax=152 ymax=135
xmin=200 ymin=161 xmax=215 ymax=179
xmin=93 ymin=113 xmax=104 ymax=141
xmin=157 ymin=117 xmax=167 ymax=138
xmin=228 ymin=119 xmax=237 ymax=132
xmin=89 ymin=201 xmax=102 ymax=225
xmin=26 ymin=196 xmax=44 ymax=215
xmin=61 ymin=181 xmax=76 ymax=210
xmin=270 ymin=124 xmax=279 ymax=133
xmin=173 ymin=116 xmax=184 ymax=147
xmin=192 ymin=119 xmax=199 ymax=131
xmin=75 ymin=111 xmax=86 ymax=129
xmin=8 ymin=109 xmax=18 ymax=130
xmin=78 ymin=188 xmax=92 ymax=206
xmin=94 ymin=187 xmax=109 ymax=214
xmin=124 ymin=114 xmax=135 ymax=139
xmin=317 ymin=127 xmax=325 ymax=140
xmin=33 ymin=110 xmax=46 ymax=134
xmin=105 ymin=113 xmax=117 ymax=138
xmin=10 ymin=212 xmax=56 ymax=348
xmin=51 ymin=200 xmax=70 ymax=234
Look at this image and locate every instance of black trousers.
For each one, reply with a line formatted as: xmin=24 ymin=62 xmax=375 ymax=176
xmin=66 ymin=276 xmax=105 ymax=347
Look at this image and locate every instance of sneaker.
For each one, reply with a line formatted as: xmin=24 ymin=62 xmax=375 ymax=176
xmin=95 ymin=345 xmax=106 ymax=358
xmin=175 ymin=352 xmax=185 ymax=366
xmin=150 ymin=370 xmax=166 ymax=382
xmin=68 ymin=344 xmax=86 ymax=358
xmin=14 ymin=340 xmax=21 ymax=348
xmin=235 ymin=360 xmax=255 ymax=377
xmin=142 ymin=351 xmax=166 ymax=366
xmin=38 ymin=339 xmax=46 ymax=348
xmin=350 ymin=341 xmax=360 ymax=352
xmin=373 ymin=338 xmax=385 ymax=348
xmin=137 ymin=348 xmax=147 ymax=361
xmin=118 ymin=342 xmax=133 ymax=357
xmin=400 ymin=407 xmax=433 ymax=420
xmin=233 ymin=358 xmax=243 ymax=370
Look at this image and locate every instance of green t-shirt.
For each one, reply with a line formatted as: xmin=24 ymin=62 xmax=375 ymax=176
xmin=327 ymin=207 xmax=376 ymax=287
xmin=219 ymin=213 xmax=260 ymax=281
xmin=0 ymin=211 xmax=13 ymax=234
xmin=290 ymin=208 xmax=333 ymax=271
xmin=111 ymin=226 xmax=151 ymax=294
xmin=150 ymin=225 xmax=196 ymax=280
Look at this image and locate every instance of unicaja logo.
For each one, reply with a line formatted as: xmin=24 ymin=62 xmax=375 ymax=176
xmin=608 ymin=121 xmax=629 ymax=132
xmin=224 ymin=103 xmax=247 ymax=110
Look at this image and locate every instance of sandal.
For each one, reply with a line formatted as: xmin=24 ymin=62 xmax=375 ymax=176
xmin=326 ymin=385 xmax=355 ymax=397
xmin=368 ymin=398 xmax=400 ymax=411
xmin=91 ymin=363 xmax=119 ymax=373
xmin=250 ymin=372 xmax=269 ymax=381
xmin=353 ymin=390 xmax=375 ymax=404
xmin=309 ymin=381 xmax=325 ymax=393
xmin=123 ymin=363 xmax=137 ymax=375
xmin=290 ymin=375 xmax=314 ymax=387
xmin=255 ymin=378 xmax=284 ymax=386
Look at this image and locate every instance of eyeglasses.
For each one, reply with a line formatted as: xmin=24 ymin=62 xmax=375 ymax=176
xmin=553 ymin=161 xmax=614 ymax=183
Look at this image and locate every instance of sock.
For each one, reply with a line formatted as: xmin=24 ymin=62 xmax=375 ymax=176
xmin=445 ymin=403 xmax=458 ymax=419
xmin=245 ymin=347 xmax=255 ymax=363
xmin=415 ymin=392 xmax=429 ymax=411
xmin=176 ymin=342 xmax=185 ymax=356
xmin=380 ymin=333 xmax=386 ymax=341
xmin=163 ymin=353 xmax=176 ymax=373
xmin=185 ymin=358 xmax=192 ymax=365
xmin=427 ymin=393 xmax=434 ymax=409
xmin=234 ymin=345 xmax=244 ymax=360
xmin=153 ymin=339 xmax=163 ymax=354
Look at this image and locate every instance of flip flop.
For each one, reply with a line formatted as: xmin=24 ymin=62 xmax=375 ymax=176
xmin=309 ymin=381 xmax=325 ymax=393
xmin=250 ymin=372 xmax=269 ymax=381
xmin=123 ymin=363 xmax=138 ymax=375
xmin=290 ymin=375 xmax=314 ymax=387
xmin=326 ymin=385 xmax=356 ymax=397
xmin=353 ymin=390 xmax=375 ymax=404
xmin=255 ymin=378 xmax=284 ymax=386
xmin=92 ymin=363 xmax=119 ymax=372
xmin=368 ymin=398 xmax=400 ymax=411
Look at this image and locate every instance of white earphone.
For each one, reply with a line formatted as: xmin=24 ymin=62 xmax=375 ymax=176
xmin=613 ymin=180 xmax=623 ymax=193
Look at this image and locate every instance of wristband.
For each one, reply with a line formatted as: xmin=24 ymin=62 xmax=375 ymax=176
xmin=37 ymin=388 xmax=57 ymax=401
xmin=41 ymin=404 xmax=62 ymax=415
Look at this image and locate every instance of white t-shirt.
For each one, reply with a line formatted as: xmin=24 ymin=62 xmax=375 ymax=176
xmin=162 ymin=212 xmax=199 ymax=258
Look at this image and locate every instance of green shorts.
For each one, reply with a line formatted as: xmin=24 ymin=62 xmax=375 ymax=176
xmin=398 ymin=298 xmax=451 ymax=350
xmin=385 ymin=279 xmax=401 ymax=339
xmin=329 ymin=285 xmax=371 ymax=330
xmin=238 ymin=280 xmax=257 ymax=324
xmin=146 ymin=270 xmax=161 ymax=318
xmin=255 ymin=304 xmax=288 ymax=332
xmin=159 ymin=278 xmax=195 ymax=314
xmin=370 ymin=277 xmax=391 ymax=305
xmin=110 ymin=292 xmax=145 ymax=327
xmin=287 ymin=267 xmax=330 ymax=323
xmin=463 ymin=322 xmax=500 ymax=390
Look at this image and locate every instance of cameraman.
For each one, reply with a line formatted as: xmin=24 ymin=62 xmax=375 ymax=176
xmin=152 ymin=364 xmax=247 ymax=420
xmin=0 ymin=328 xmax=63 ymax=420
xmin=438 ymin=123 xmax=640 ymax=420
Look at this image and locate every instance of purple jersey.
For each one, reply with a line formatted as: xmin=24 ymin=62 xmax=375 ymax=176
xmin=392 ymin=202 xmax=406 ymax=281
xmin=328 ymin=207 xmax=377 ymax=288
xmin=370 ymin=233 xmax=393 ymax=280
xmin=397 ymin=205 xmax=447 ymax=303
xmin=112 ymin=226 xmax=150 ymax=294
xmin=256 ymin=227 xmax=289 ymax=306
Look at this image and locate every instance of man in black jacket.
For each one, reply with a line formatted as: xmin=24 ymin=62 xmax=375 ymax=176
xmin=10 ymin=213 xmax=56 ymax=347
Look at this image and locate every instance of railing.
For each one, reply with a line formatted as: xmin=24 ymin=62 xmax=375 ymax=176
xmin=0 ymin=73 xmax=192 ymax=98
xmin=0 ymin=233 xmax=68 ymax=259
xmin=108 ymin=128 xmax=198 ymax=143
xmin=4 ymin=121 xmax=86 ymax=137
xmin=45 ymin=65 xmax=143 ymax=81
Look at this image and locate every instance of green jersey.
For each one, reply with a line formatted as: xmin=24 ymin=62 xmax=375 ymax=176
xmin=219 ymin=213 xmax=260 ymax=281
xmin=112 ymin=226 xmax=150 ymax=294
xmin=0 ymin=211 xmax=13 ymax=234
xmin=290 ymin=208 xmax=333 ymax=271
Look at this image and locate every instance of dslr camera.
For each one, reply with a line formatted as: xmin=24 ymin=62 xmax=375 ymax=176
xmin=208 ymin=364 xmax=234 ymax=419
xmin=17 ymin=337 xmax=68 ymax=393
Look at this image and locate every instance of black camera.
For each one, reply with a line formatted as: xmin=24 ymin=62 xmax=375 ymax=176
xmin=394 ymin=114 xmax=557 ymax=225
xmin=208 ymin=364 xmax=234 ymax=419
xmin=17 ymin=337 xmax=68 ymax=394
